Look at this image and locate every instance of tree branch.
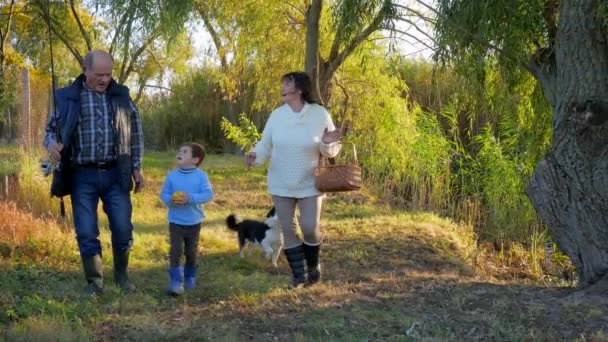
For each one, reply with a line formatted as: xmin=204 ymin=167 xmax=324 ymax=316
xmin=543 ymin=0 xmax=558 ymax=45
xmin=68 ymin=0 xmax=92 ymax=51
xmin=410 ymin=0 xmax=555 ymax=91
xmin=119 ymin=31 xmax=160 ymax=83
xmin=199 ymin=7 xmax=227 ymax=68
xmin=392 ymin=3 xmax=437 ymax=24
xmin=283 ymin=11 xmax=305 ymax=29
xmin=109 ymin=5 xmax=133 ymax=55
xmin=0 ymin=9 xmax=28 ymax=17
xmin=34 ymin=1 xmax=83 ymax=66
xmin=144 ymin=84 xmax=173 ymax=92
xmin=389 ymin=28 xmax=436 ymax=51
xmin=134 ymin=80 xmax=145 ymax=104
xmin=0 ymin=0 xmax=15 ymax=53
xmin=147 ymin=49 xmax=163 ymax=70
xmin=117 ymin=7 xmax=136 ymax=82
xmin=284 ymin=0 xmax=307 ymax=16
xmin=525 ymin=47 xmax=557 ymax=105
xmin=51 ymin=23 xmax=84 ymax=66
xmin=328 ymin=20 xmax=345 ymax=63
xmin=326 ymin=8 xmax=385 ymax=75
xmin=409 ymin=0 xmax=441 ymax=17
xmin=334 ymin=77 xmax=350 ymax=119
xmin=390 ymin=16 xmax=437 ymax=46
xmin=418 ymin=2 xmax=513 ymax=61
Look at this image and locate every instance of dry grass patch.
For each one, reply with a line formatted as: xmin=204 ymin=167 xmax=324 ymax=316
xmin=0 ymin=202 xmax=73 ymax=260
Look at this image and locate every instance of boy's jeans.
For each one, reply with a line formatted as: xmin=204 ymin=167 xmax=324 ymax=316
xmin=71 ymin=165 xmax=134 ymax=256
xmin=169 ymin=223 xmax=201 ymax=268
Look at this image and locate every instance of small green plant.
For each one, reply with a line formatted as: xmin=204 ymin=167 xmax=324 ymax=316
xmin=220 ymin=113 xmax=262 ymax=152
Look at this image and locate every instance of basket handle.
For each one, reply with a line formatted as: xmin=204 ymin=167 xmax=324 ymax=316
xmin=318 ymin=142 xmax=357 ymax=166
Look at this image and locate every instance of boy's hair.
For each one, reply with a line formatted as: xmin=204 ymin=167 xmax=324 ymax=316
xmin=183 ymin=142 xmax=205 ymax=166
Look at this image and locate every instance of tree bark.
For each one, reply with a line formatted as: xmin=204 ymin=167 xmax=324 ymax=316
xmin=33 ymin=0 xmax=84 ymax=66
xmin=305 ymin=1 xmax=386 ymax=105
xmin=0 ymin=0 xmax=15 ymax=120
xmin=7 ymin=107 xmax=11 ymax=141
xmin=133 ymin=81 xmax=145 ymax=105
xmin=118 ymin=31 xmax=159 ymax=84
xmin=305 ymin=0 xmax=322 ymax=79
xmin=526 ymin=0 xmax=608 ymax=291
xmin=68 ymin=0 xmax=92 ymax=52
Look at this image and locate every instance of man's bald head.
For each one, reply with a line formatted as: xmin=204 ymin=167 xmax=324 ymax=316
xmin=83 ymin=50 xmax=114 ymax=93
xmin=82 ymin=50 xmax=113 ymax=72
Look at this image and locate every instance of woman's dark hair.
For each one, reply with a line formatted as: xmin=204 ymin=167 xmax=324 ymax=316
xmin=281 ymin=72 xmax=318 ymax=104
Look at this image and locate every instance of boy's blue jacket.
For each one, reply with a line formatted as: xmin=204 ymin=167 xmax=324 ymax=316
xmin=160 ymin=168 xmax=213 ymax=225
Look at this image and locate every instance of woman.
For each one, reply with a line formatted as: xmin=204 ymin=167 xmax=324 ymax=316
xmin=246 ymin=72 xmax=341 ymax=288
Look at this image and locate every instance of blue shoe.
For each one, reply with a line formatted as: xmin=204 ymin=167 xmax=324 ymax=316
xmin=184 ymin=266 xmax=197 ymax=290
xmin=167 ymin=267 xmax=184 ymax=295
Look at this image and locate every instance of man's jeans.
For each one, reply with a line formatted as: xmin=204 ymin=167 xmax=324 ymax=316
xmin=71 ymin=166 xmax=133 ymax=256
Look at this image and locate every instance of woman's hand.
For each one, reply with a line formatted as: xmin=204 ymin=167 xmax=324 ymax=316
xmin=246 ymin=151 xmax=257 ymax=167
xmin=322 ymin=127 xmax=342 ymax=144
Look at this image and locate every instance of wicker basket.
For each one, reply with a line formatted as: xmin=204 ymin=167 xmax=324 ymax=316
xmin=314 ymin=144 xmax=362 ymax=192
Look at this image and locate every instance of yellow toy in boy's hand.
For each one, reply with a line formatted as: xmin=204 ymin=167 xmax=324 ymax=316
xmin=172 ymin=191 xmax=186 ymax=201
xmin=171 ymin=191 xmax=188 ymax=205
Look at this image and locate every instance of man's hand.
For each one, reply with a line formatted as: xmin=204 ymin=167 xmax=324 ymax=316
xmin=47 ymin=142 xmax=64 ymax=161
xmin=133 ymin=170 xmax=145 ymax=193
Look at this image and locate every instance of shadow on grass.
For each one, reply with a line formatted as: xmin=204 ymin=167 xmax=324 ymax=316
xmin=0 ymin=249 xmax=288 ymax=320
xmin=85 ymin=274 xmax=606 ymax=341
xmin=3 ymin=230 xmax=605 ymax=341
xmin=0 ymin=249 xmax=288 ymax=339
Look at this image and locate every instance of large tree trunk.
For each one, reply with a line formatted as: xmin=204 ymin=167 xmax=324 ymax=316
xmin=317 ymin=63 xmax=335 ymax=106
xmin=526 ymin=0 xmax=608 ymax=291
xmin=305 ymin=0 xmax=323 ymax=102
xmin=304 ymin=0 xmax=386 ymax=105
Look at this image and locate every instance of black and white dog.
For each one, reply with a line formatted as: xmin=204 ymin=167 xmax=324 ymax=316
xmin=226 ymin=207 xmax=283 ymax=267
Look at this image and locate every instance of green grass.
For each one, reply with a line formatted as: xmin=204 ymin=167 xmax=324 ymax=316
xmin=0 ymin=149 xmax=605 ymax=341
xmin=0 ymin=144 xmax=21 ymax=176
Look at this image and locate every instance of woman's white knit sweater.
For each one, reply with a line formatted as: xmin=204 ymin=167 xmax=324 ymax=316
xmin=253 ymin=102 xmax=341 ymax=198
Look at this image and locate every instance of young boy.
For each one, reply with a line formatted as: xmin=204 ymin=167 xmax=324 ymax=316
xmin=160 ymin=143 xmax=214 ymax=295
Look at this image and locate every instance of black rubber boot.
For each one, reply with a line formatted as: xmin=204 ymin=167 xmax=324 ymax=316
xmin=113 ymin=248 xmax=136 ymax=293
xmin=82 ymin=254 xmax=104 ymax=295
xmin=303 ymin=243 xmax=321 ymax=285
xmin=284 ymin=245 xmax=307 ymax=289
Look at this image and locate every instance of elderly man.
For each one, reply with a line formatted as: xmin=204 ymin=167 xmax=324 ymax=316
xmin=44 ymin=50 xmax=144 ymax=294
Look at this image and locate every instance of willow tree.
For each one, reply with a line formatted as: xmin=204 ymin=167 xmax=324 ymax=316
xmin=305 ymin=0 xmax=397 ymax=104
xmin=0 ymin=0 xmax=20 ymax=139
xmin=433 ymin=0 xmax=608 ymax=292
xmin=195 ymin=1 xmax=292 ymax=123
xmin=0 ymin=1 xmax=16 ymax=118
xmin=30 ymin=0 xmax=191 ymax=91
xmin=199 ymin=1 xmax=429 ymax=106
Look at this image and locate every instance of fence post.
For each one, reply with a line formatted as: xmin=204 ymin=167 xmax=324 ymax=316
xmin=21 ymin=67 xmax=31 ymax=150
xmin=7 ymin=108 xmax=11 ymax=141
